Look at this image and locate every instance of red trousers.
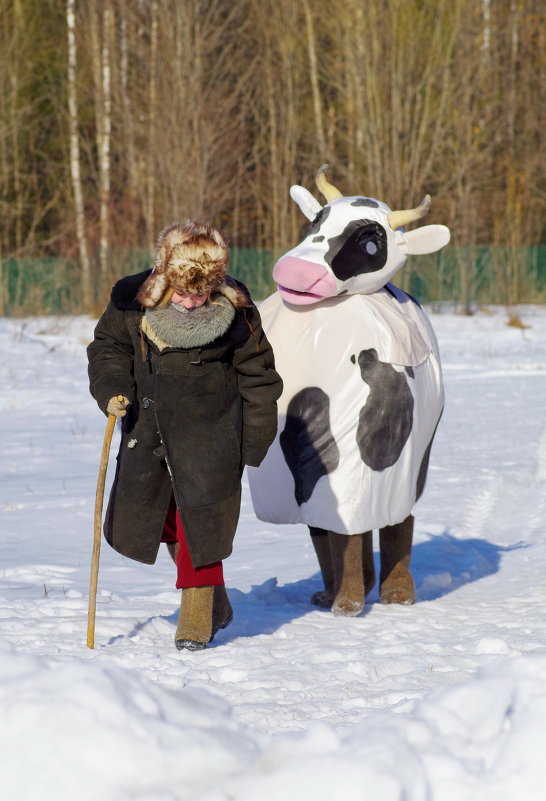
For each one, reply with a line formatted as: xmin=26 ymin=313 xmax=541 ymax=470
xmin=161 ymin=496 xmax=224 ymax=590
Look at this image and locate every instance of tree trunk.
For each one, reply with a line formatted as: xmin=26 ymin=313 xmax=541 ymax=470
xmin=146 ymin=0 xmax=159 ymax=253
xmin=98 ymin=5 xmax=112 ymax=285
xmin=66 ymin=0 xmax=92 ymax=309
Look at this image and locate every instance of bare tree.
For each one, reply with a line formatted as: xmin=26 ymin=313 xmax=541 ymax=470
xmin=98 ymin=4 xmax=113 ymax=284
xmin=66 ymin=0 xmax=92 ymax=307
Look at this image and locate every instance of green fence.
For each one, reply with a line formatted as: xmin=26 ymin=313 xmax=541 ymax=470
xmin=2 ymin=246 xmax=546 ymax=316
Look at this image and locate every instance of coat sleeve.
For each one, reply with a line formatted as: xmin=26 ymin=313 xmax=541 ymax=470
xmin=87 ymin=302 xmax=136 ymax=414
xmin=232 ymin=304 xmax=283 ymax=467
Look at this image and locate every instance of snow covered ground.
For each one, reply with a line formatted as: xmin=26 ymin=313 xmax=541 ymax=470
xmin=1 ymin=305 xmax=546 ymax=801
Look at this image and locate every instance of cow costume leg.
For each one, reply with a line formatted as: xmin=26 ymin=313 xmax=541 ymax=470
xmin=379 ymin=515 xmax=415 ymax=605
xmin=328 ymin=532 xmax=365 ymax=616
xmin=362 ymin=531 xmax=376 ymax=596
xmin=310 ymin=527 xmax=376 ymax=610
xmin=309 ymin=528 xmax=335 ymax=608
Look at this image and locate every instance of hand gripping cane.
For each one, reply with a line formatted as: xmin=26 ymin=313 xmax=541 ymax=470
xmin=87 ymin=403 xmax=120 ymax=648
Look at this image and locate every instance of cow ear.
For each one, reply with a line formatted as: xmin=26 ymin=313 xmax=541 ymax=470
xmin=398 ymin=224 xmax=451 ymax=255
xmin=290 ymin=185 xmax=323 ymax=221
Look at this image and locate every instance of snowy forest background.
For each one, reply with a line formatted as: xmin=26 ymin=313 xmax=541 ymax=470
xmin=1 ymin=0 xmax=546 ymax=313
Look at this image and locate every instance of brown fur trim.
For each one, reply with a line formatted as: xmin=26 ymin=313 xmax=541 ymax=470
xmin=216 ymin=277 xmax=252 ymax=309
xmin=136 ymin=221 xmax=230 ymax=308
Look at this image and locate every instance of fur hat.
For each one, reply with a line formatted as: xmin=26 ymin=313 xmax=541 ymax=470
xmin=137 ymin=221 xmax=232 ymax=308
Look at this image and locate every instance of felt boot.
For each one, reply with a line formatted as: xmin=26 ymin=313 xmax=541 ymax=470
xmin=379 ymin=514 xmax=415 ymax=605
xmin=210 ymin=585 xmax=233 ymax=641
xmin=328 ymin=531 xmax=365 ymax=616
xmin=362 ymin=530 xmax=376 ymax=598
xmin=175 ymin=586 xmax=214 ymax=650
xmin=309 ymin=528 xmax=335 ymax=608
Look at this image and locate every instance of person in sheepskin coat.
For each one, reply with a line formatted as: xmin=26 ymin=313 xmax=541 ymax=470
xmin=87 ymin=221 xmax=283 ymax=651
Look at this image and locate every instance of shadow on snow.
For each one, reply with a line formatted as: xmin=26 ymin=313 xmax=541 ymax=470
xmin=107 ymin=531 xmax=526 ymax=647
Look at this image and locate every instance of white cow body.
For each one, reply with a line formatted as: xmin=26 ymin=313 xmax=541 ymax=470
xmin=247 ymin=166 xmax=450 ymax=580
xmin=248 ymin=284 xmax=444 ymax=534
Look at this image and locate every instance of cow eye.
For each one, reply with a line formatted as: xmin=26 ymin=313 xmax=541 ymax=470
xmin=356 ymin=229 xmax=379 ymax=256
xmin=327 ymin=219 xmax=388 ymax=279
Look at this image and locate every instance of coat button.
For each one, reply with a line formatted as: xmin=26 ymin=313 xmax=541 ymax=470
xmin=142 ymin=398 xmax=151 ymax=409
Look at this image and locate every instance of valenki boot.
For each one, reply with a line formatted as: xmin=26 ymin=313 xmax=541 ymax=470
xmin=309 ymin=528 xmax=335 ymax=608
xmin=328 ymin=531 xmax=365 ymax=616
xmin=310 ymin=529 xmax=375 ymax=608
xmin=175 ymin=585 xmax=233 ymax=651
xmin=175 ymin=586 xmax=214 ymax=650
xmin=379 ymin=514 xmax=415 ymax=604
xmin=211 ymin=585 xmax=233 ymax=641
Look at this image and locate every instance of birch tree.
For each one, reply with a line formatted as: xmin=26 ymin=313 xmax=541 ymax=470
xmin=98 ymin=4 xmax=113 ymax=284
xmin=66 ymin=0 xmax=92 ymax=308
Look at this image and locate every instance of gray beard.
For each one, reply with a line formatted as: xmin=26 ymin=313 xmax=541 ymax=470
xmin=145 ymin=294 xmax=235 ymax=348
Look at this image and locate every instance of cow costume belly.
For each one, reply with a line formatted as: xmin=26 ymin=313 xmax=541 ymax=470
xmin=248 ymin=284 xmax=444 ymax=534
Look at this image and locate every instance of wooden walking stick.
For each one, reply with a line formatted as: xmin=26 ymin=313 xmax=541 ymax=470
xmin=87 ymin=404 xmax=120 ymax=649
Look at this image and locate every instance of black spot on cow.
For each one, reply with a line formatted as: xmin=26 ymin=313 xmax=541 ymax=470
xmin=326 ymin=219 xmax=388 ymax=281
xmin=312 ymin=235 xmax=325 ymax=242
xmin=415 ymin=412 xmax=442 ymax=500
xmin=350 ymin=354 xmax=356 ymax=364
xmin=280 ymin=387 xmax=340 ymax=505
xmin=405 ymin=366 xmax=415 ymax=378
xmin=351 ymin=197 xmax=379 ymax=208
xmin=299 ymin=206 xmax=331 ymax=242
xmin=356 ymin=349 xmax=414 ymax=471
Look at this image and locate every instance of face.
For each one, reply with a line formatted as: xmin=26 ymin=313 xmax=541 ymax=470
xmin=171 ymin=290 xmax=209 ymax=309
xmin=272 ymin=196 xmax=401 ymax=305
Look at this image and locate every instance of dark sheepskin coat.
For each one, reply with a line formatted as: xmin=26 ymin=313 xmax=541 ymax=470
xmin=87 ymin=270 xmax=283 ymax=567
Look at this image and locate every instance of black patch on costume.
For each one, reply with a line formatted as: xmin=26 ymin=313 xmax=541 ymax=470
xmin=326 ymin=219 xmax=388 ymax=281
xmin=300 ymin=206 xmax=331 ymax=242
xmin=356 ymin=349 xmax=414 ymax=471
xmin=280 ymin=387 xmax=340 ymax=505
xmin=351 ymin=197 xmax=379 ymax=208
xmin=415 ymin=412 xmax=442 ymax=500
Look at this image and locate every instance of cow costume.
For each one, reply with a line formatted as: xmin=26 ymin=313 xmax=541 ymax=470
xmin=248 ymin=166 xmax=450 ymax=615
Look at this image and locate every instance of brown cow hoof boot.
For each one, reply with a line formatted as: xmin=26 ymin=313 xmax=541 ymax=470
xmin=311 ymin=589 xmax=334 ymax=609
xmin=175 ymin=586 xmax=213 ymax=651
xmin=380 ymin=560 xmax=415 ymax=604
xmin=329 ymin=531 xmax=365 ymax=617
xmin=210 ymin=585 xmax=233 ymax=642
xmin=362 ymin=530 xmax=376 ymax=598
xmin=309 ymin=528 xmax=335 ymax=608
xmin=379 ymin=515 xmax=415 ymax=605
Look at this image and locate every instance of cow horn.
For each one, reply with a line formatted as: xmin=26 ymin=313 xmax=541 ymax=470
xmin=387 ymin=195 xmax=431 ymax=230
xmin=315 ymin=164 xmax=343 ymax=202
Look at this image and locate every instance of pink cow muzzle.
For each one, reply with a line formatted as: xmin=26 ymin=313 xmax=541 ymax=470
xmin=273 ymin=256 xmax=338 ymax=305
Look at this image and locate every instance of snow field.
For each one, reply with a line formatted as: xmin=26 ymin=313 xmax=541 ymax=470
xmin=1 ymin=307 xmax=546 ymax=800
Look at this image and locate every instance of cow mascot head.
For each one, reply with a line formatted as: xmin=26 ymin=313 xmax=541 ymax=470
xmin=248 ymin=165 xmax=450 ymax=615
